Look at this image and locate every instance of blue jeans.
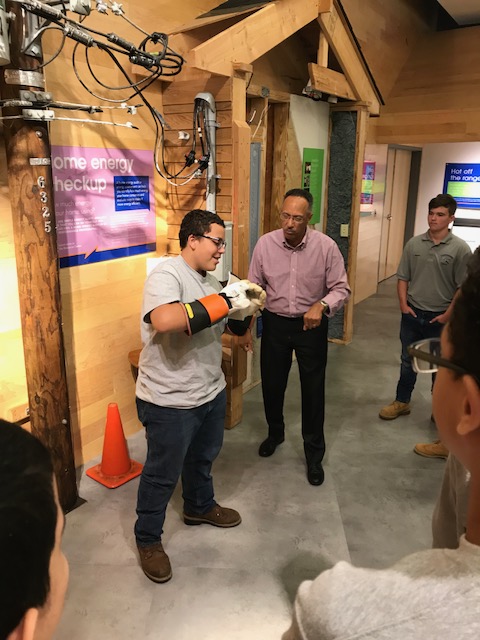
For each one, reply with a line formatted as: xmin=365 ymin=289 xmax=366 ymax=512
xmin=395 ymin=306 xmax=445 ymax=403
xmin=134 ymin=389 xmax=226 ymax=547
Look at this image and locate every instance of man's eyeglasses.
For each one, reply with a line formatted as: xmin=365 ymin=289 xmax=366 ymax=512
xmin=407 ymin=338 xmax=468 ymax=377
xmin=197 ymin=235 xmax=227 ymax=250
xmin=280 ymin=212 xmax=306 ymax=224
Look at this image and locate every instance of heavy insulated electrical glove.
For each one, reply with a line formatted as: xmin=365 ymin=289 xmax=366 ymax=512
xmin=221 ymin=272 xmax=266 ymax=320
xmin=220 ymin=279 xmax=266 ymax=319
xmin=182 ymin=278 xmax=266 ymax=336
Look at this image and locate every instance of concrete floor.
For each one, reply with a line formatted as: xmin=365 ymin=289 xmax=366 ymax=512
xmin=56 ymin=278 xmax=445 ymax=639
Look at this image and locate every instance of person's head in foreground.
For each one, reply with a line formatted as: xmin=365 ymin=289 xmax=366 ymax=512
xmin=432 ymin=246 xmax=480 ymax=503
xmin=0 ymin=420 xmax=68 ymax=640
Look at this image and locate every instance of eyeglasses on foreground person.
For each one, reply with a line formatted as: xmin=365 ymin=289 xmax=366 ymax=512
xmin=408 ymin=337 xmax=480 ymax=384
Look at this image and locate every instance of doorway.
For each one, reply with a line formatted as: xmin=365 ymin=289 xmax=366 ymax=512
xmin=378 ymin=147 xmax=420 ymax=282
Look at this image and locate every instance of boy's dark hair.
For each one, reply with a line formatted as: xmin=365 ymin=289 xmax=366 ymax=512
xmin=284 ymin=189 xmax=314 ymax=212
xmin=429 ymin=193 xmax=457 ymax=216
xmin=0 ymin=420 xmax=57 ymax=638
xmin=449 ymin=247 xmax=480 ymax=381
xmin=179 ymin=209 xmax=225 ymax=249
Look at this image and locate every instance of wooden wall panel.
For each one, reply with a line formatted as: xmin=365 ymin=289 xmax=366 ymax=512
xmin=268 ymin=103 xmax=290 ymax=232
xmin=340 ymin=0 xmax=432 ymax=100
xmin=130 ymin=2 xmax=226 ymax=36
xmin=373 ymin=26 xmax=480 ymax=144
xmin=162 ymin=75 xmax=233 ymax=256
xmin=285 ymin=118 xmax=303 ymax=194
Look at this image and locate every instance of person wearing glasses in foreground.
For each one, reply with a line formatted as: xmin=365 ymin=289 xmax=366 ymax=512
xmin=0 ymin=419 xmax=69 ymax=640
xmin=248 ymin=189 xmax=350 ymax=486
xmin=379 ymin=194 xmax=471 ymax=461
xmin=282 ymin=247 xmax=480 ymax=640
xmin=134 ymin=209 xmax=266 ymax=583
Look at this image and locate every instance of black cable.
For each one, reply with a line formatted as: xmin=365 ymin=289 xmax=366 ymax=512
xmin=95 ymin=45 xmax=176 ymax=181
xmin=21 ymin=1 xmax=184 ymax=76
xmin=72 ymin=42 xmax=127 ymax=103
xmin=85 ymin=44 xmax=162 ymax=91
xmin=19 ymin=25 xmax=66 ymax=71
xmin=19 ymin=0 xmax=187 ymax=181
xmin=72 ymin=42 xmax=161 ymax=103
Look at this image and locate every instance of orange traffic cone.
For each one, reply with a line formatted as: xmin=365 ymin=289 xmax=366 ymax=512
xmin=86 ymin=403 xmax=143 ymax=489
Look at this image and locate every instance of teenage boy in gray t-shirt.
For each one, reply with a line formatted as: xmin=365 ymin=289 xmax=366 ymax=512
xmin=134 ymin=209 xmax=265 ymax=583
xmin=379 ymin=194 xmax=471 ymax=458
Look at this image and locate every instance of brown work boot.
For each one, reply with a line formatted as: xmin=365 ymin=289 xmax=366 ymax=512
xmin=184 ymin=504 xmax=242 ymax=528
xmin=379 ymin=400 xmax=411 ymax=420
xmin=413 ymin=440 xmax=449 ymax=460
xmin=137 ymin=542 xmax=172 ymax=583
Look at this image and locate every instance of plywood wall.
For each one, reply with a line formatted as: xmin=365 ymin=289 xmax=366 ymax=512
xmin=372 ymin=26 xmax=480 ymax=144
xmin=340 ymin=0 xmax=432 ymax=101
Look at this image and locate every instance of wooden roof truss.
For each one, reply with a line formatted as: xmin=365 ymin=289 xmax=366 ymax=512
xmin=178 ymin=0 xmax=380 ymax=114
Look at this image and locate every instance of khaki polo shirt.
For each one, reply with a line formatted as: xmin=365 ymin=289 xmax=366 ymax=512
xmin=397 ymin=231 xmax=471 ymax=312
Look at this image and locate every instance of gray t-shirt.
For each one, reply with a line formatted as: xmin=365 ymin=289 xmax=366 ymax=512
xmin=136 ymin=255 xmax=226 ymax=408
xmin=282 ymin=536 xmax=480 ymax=639
xmin=397 ymin=232 xmax=471 ymax=312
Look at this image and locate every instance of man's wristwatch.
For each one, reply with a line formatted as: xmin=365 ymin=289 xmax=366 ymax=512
xmin=319 ymin=300 xmax=329 ymax=313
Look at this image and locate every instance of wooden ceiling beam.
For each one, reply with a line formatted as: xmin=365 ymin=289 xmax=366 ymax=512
xmin=247 ymin=82 xmax=291 ymax=103
xmin=318 ymin=3 xmax=380 ymax=115
xmin=189 ymin=0 xmax=322 ymax=77
xmin=308 ymin=62 xmax=356 ymax=101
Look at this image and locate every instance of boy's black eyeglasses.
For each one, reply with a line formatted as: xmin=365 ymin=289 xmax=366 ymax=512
xmin=407 ymin=338 xmax=468 ymax=377
xmin=197 ymin=235 xmax=226 ymax=250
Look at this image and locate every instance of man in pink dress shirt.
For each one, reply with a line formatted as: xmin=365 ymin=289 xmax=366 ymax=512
xmin=248 ymin=189 xmax=350 ymax=485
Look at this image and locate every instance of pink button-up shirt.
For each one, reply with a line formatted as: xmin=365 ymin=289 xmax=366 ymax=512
xmin=248 ymin=228 xmax=350 ymax=317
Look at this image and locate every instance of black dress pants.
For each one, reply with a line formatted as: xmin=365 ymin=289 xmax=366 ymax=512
xmin=260 ymin=309 xmax=328 ymax=468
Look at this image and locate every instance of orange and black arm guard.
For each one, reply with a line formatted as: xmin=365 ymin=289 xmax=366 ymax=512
xmin=181 ymin=293 xmax=232 ymax=336
xmin=227 ymin=315 xmax=254 ymax=336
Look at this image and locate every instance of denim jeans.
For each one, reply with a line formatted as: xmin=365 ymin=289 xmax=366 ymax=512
xmin=395 ymin=306 xmax=445 ymax=403
xmin=134 ymin=389 xmax=226 ymax=547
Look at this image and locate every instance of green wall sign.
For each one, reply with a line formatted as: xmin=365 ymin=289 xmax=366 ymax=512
xmin=302 ymin=148 xmax=324 ymax=224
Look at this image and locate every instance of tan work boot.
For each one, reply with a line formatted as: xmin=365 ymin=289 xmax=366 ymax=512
xmin=379 ymin=400 xmax=411 ymax=420
xmin=137 ymin=542 xmax=172 ymax=583
xmin=413 ymin=440 xmax=448 ymax=460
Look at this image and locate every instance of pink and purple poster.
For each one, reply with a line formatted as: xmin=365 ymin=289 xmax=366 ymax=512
xmin=361 ymin=161 xmax=376 ymax=205
xmin=51 ymin=146 xmax=156 ymax=267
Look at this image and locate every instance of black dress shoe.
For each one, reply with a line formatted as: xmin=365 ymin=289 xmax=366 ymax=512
xmin=258 ymin=436 xmax=284 ymax=457
xmin=307 ymin=465 xmax=325 ymax=486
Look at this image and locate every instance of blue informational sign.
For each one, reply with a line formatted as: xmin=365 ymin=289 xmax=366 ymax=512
xmin=114 ymin=175 xmax=150 ymax=211
xmin=443 ymin=163 xmax=480 ymax=210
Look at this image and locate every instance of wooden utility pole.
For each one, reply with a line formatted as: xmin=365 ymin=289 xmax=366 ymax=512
xmin=0 ymin=2 xmax=77 ymax=510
